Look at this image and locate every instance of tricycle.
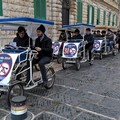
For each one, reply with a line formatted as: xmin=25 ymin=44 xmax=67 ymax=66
xmin=62 ymin=23 xmax=95 ymax=71
xmin=0 ymin=17 xmax=55 ymax=106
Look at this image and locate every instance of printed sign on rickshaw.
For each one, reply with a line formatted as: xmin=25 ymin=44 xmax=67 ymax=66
xmin=62 ymin=43 xmax=79 ymax=58
xmin=93 ymin=40 xmax=103 ymax=51
xmin=52 ymin=42 xmax=62 ymax=55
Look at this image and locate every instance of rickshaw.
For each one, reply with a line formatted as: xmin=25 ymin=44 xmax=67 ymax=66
xmin=52 ymin=28 xmax=72 ymax=64
xmin=61 ymin=23 xmax=95 ymax=71
xmin=93 ymin=26 xmax=118 ymax=59
xmin=0 ymin=17 xmax=55 ymax=106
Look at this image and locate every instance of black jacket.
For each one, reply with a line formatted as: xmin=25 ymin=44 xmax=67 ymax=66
xmin=84 ymin=34 xmax=94 ymax=44
xmin=72 ymin=34 xmax=83 ymax=39
xmin=35 ymin=35 xmax=53 ymax=58
xmin=13 ymin=33 xmax=33 ymax=48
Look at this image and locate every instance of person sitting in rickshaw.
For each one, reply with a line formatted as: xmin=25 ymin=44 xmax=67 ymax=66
xmin=13 ymin=26 xmax=33 ymax=48
xmin=13 ymin=26 xmax=33 ymax=81
xmin=101 ymin=30 xmax=106 ymax=37
xmin=59 ymin=32 xmax=66 ymax=42
xmin=106 ymin=29 xmax=114 ymax=50
xmin=33 ymin=24 xmax=53 ymax=87
xmin=95 ymin=30 xmax=102 ymax=37
xmin=84 ymin=28 xmax=94 ymax=62
xmin=72 ymin=29 xmax=83 ymax=40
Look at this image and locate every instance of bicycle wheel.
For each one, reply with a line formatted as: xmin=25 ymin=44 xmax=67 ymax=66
xmin=7 ymin=83 xmax=24 ymax=107
xmin=57 ymin=55 xmax=62 ymax=64
xmin=75 ymin=58 xmax=81 ymax=71
xmin=44 ymin=67 xmax=55 ymax=89
xmin=62 ymin=59 xmax=67 ymax=70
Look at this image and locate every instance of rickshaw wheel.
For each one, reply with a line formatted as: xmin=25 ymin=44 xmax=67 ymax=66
xmin=99 ymin=52 xmax=103 ymax=60
xmin=44 ymin=67 xmax=55 ymax=89
xmin=75 ymin=58 xmax=80 ymax=71
xmin=57 ymin=55 xmax=62 ymax=64
xmin=7 ymin=83 xmax=24 ymax=107
xmin=62 ymin=59 xmax=67 ymax=70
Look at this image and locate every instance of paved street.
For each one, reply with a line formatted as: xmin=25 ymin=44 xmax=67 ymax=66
xmin=1 ymin=54 xmax=120 ymax=120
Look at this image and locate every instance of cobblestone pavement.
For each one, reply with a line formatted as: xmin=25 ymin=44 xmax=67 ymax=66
xmin=1 ymin=55 xmax=120 ymax=120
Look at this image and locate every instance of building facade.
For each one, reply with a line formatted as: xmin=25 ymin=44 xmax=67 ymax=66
xmin=0 ymin=0 xmax=119 ymax=42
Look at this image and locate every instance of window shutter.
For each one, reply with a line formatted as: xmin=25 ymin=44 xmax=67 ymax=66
xmin=77 ymin=0 xmax=82 ymax=23
xmin=112 ymin=14 xmax=115 ymax=26
xmin=92 ymin=6 xmax=94 ymax=25
xmin=0 ymin=0 xmax=2 ymax=16
xmin=116 ymin=16 xmax=118 ymax=26
xmin=34 ymin=0 xmax=46 ymax=19
xmin=97 ymin=8 xmax=100 ymax=25
xmin=103 ymin=11 xmax=106 ymax=25
xmin=108 ymin=13 xmax=111 ymax=26
xmin=87 ymin=5 xmax=90 ymax=24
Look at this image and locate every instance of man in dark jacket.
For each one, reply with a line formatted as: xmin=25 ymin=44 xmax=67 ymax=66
xmin=84 ymin=28 xmax=94 ymax=62
xmin=13 ymin=26 xmax=33 ymax=82
xmin=72 ymin=29 xmax=83 ymax=39
xmin=13 ymin=26 xmax=33 ymax=48
xmin=33 ymin=24 xmax=53 ymax=87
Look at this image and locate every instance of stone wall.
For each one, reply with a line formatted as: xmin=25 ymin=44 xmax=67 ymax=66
xmin=0 ymin=0 xmax=119 ymax=45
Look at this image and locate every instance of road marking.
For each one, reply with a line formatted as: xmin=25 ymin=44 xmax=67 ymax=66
xmin=45 ymin=111 xmax=69 ymax=120
xmin=54 ymin=84 xmax=79 ymax=91
xmin=0 ymin=108 xmax=9 ymax=113
xmin=31 ymin=112 xmax=43 ymax=120
xmin=27 ymin=92 xmax=117 ymax=120
xmin=88 ymin=91 xmax=120 ymax=101
xmin=76 ymin=106 xmax=116 ymax=120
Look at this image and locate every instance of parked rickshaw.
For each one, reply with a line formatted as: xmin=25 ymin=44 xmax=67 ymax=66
xmin=61 ymin=23 xmax=95 ymax=71
xmin=0 ymin=17 xmax=55 ymax=106
xmin=93 ymin=26 xmax=118 ymax=59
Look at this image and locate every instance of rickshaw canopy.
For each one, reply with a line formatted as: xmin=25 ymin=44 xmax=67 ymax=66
xmin=0 ymin=17 xmax=54 ymax=40
xmin=63 ymin=23 xmax=95 ymax=36
xmin=63 ymin=23 xmax=95 ymax=29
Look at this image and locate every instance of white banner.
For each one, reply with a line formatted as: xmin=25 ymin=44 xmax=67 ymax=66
xmin=62 ymin=43 xmax=80 ymax=58
xmin=0 ymin=53 xmax=18 ymax=86
xmin=93 ymin=40 xmax=103 ymax=51
xmin=52 ymin=42 xmax=62 ymax=55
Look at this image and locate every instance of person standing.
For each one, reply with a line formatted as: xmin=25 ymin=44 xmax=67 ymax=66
xmin=84 ymin=28 xmax=94 ymax=62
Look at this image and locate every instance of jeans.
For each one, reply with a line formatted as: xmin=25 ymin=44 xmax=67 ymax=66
xmin=107 ymin=41 xmax=114 ymax=50
xmin=85 ymin=43 xmax=93 ymax=61
xmin=32 ymin=57 xmax=51 ymax=83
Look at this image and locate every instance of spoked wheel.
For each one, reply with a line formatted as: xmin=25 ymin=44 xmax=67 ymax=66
xmin=44 ymin=67 xmax=55 ymax=89
xmin=7 ymin=83 xmax=24 ymax=107
xmin=75 ymin=58 xmax=81 ymax=71
xmin=113 ymin=50 xmax=117 ymax=56
xmin=62 ymin=59 xmax=67 ymax=70
xmin=99 ymin=52 xmax=103 ymax=60
xmin=57 ymin=55 xmax=62 ymax=64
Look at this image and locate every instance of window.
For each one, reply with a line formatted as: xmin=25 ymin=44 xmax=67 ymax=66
xmin=96 ymin=8 xmax=100 ymax=25
xmin=34 ymin=0 xmax=46 ymax=19
xmin=87 ymin=5 xmax=94 ymax=25
xmin=116 ymin=16 xmax=118 ymax=26
xmin=112 ymin=14 xmax=115 ymax=26
xmin=0 ymin=1 xmax=2 ymax=16
xmin=108 ymin=12 xmax=111 ymax=26
xmin=77 ymin=0 xmax=82 ymax=23
xmin=103 ymin=10 xmax=106 ymax=25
